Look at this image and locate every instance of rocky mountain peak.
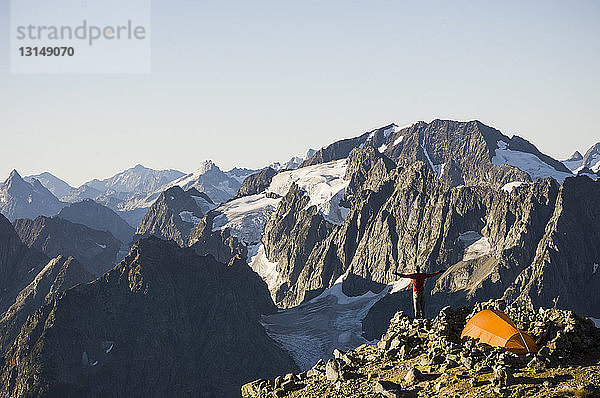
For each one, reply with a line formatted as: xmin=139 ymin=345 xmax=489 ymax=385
xmin=4 ymin=170 xmax=24 ymax=188
xmin=134 ymin=185 xmax=215 ymax=247
xmin=565 ymin=151 xmax=583 ymax=162
xmin=197 ymin=159 xmax=218 ymax=174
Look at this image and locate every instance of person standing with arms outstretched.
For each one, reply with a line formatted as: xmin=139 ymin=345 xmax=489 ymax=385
xmin=393 ymin=265 xmax=445 ymax=319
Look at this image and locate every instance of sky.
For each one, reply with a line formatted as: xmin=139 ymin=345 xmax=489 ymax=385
xmin=0 ymin=0 xmax=599 ymax=187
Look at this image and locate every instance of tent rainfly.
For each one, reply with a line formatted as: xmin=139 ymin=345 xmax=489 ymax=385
xmin=460 ymin=309 xmax=537 ymax=355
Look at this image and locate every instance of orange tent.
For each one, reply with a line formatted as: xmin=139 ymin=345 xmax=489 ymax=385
xmin=460 ymin=309 xmax=537 ymax=355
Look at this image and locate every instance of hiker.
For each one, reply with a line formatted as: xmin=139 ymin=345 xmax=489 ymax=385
xmin=393 ymin=265 xmax=446 ymax=319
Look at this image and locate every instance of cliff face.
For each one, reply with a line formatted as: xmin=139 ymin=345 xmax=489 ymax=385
xmin=13 ymin=216 xmax=121 ymax=277
xmin=504 ymin=176 xmax=600 ymax=315
xmin=262 ymin=183 xmax=334 ymax=307
xmin=261 ymin=147 xmax=599 ymax=320
xmin=0 ymin=237 xmax=297 ymax=398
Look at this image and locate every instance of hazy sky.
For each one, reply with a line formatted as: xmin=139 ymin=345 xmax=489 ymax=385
xmin=1 ymin=0 xmax=599 ymax=187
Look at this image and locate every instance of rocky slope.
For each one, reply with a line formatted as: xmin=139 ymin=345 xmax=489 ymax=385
xmin=0 ymin=214 xmax=48 ymax=314
xmin=58 ymin=198 xmax=135 ymax=244
xmin=242 ymin=300 xmax=600 ymax=398
xmin=0 ymin=237 xmax=297 ymax=398
xmin=0 ymin=255 xmax=94 ymax=354
xmin=134 ymin=186 xmax=216 ymax=247
xmin=261 ymin=147 xmax=600 ymax=323
xmin=0 ymin=170 xmax=65 ymax=221
xmin=13 ymin=216 xmax=121 ymax=276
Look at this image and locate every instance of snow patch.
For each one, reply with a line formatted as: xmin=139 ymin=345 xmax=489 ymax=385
xmin=458 ymin=231 xmax=491 ymax=261
xmin=96 ymin=243 xmax=107 ymax=249
xmin=492 ymin=141 xmax=573 ymax=183
xmin=179 ymin=211 xmax=202 ymax=226
xmin=589 ymin=317 xmax=600 ymax=328
xmin=267 ymin=159 xmax=350 ymax=225
xmin=212 ymin=193 xmax=280 ymax=245
xmin=383 ymin=125 xmax=395 ymax=139
xmin=248 ymin=244 xmax=279 ymax=292
xmin=393 ymin=136 xmax=404 ymax=146
xmin=262 ymin=275 xmax=394 ymax=370
xmin=594 ymin=263 xmax=598 ymax=275
xmin=502 ymin=181 xmax=525 ymax=193
xmin=106 ymin=343 xmax=113 ymax=353
xmin=378 ymin=144 xmax=388 ymax=153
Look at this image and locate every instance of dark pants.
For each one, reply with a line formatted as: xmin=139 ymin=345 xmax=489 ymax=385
xmin=413 ymin=290 xmax=425 ymax=318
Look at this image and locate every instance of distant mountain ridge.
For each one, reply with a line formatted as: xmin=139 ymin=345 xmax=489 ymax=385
xmin=83 ymin=164 xmax=186 ymax=194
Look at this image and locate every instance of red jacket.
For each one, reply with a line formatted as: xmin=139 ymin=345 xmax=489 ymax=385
xmin=395 ymin=270 xmax=444 ymax=292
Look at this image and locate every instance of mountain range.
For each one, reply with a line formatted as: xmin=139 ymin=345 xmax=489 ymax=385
xmin=0 ymin=119 xmax=598 ymax=397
